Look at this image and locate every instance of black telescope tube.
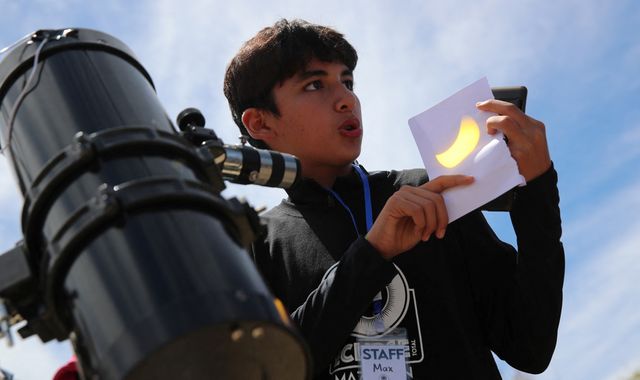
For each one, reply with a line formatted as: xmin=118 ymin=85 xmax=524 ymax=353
xmin=0 ymin=29 xmax=309 ymax=379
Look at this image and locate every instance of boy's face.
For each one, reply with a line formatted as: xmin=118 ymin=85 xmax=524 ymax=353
xmin=262 ymin=58 xmax=363 ymax=181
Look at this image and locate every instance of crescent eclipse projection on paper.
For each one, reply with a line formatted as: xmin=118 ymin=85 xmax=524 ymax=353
xmin=435 ymin=116 xmax=481 ymax=168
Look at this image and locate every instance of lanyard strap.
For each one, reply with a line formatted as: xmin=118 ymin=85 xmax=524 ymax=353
xmin=327 ymin=164 xmax=373 ymax=236
xmin=353 ymin=165 xmax=373 ymax=232
xmin=328 ymin=165 xmax=385 ymax=333
xmin=328 ymin=188 xmax=361 ymax=237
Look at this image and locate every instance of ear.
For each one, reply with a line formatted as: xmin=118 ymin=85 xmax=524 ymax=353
xmin=241 ymin=108 xmax=276 ymax=142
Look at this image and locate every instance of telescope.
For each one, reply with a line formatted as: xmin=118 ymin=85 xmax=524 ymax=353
xmin=0 ymin=28 xmax=309 ymax=379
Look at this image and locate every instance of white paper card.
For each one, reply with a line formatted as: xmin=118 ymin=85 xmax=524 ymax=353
xmin=408 ymin=77 xmax=525 ymax=223
xmin=359 ymin=344 xmax=407 ymax=380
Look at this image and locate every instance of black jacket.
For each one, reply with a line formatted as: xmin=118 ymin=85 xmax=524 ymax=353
xmin=252 ymin=166 xmax=564 ymax=379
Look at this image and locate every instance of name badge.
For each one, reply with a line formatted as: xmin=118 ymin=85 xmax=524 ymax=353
xmin=359 ymin=344 xmax=408 ymax=380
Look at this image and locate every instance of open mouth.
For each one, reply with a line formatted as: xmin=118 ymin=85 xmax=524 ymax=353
xmin=339 ymin=118 xmax=362 ymax=138
xmin=340 ymin=118 xmax=360 ymax=131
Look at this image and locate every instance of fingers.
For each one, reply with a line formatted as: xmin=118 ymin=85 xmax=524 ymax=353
xmin=476 ymin=99 xmax=528 ymax=126
xmin=476 ymin=99 xmax=543 ymax=145
xmin=420 ymin=176 xmax=473 ymax=237
xmin=392 ymin=190 xmax=429 ymax=239
xmin=398 ymin=187 xmax=447 ymax=240
xmin=398 ymin=175 xmax=473 ymax=238
xmin=476 ymin=98 xmax=551 ymax=181
xmin=421 ymin=174 xmax=474 ymax=193
xmin=414 ymin=175 xmax=473 ymax=238
xmin=478 ymin=100 xmax=527 ymax=142
xmin=485 ymin=114 xmax=522 ymax=138
xmin=367 ymin=176 xmax=474 ymax=259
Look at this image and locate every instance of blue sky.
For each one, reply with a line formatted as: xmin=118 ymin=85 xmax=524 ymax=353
xmin=0 ymin=0 xmax=639 ymax=378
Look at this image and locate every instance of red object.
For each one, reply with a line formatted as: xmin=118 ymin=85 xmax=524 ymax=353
xmin=52 ymin=357 xmax=78 ymax=380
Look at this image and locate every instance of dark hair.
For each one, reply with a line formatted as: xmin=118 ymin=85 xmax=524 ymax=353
xmin=223 ymin=19 xmax=358 ymax=148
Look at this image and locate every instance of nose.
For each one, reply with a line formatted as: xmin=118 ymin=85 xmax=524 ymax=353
xmin=334 ymin=86 xmax=357 ymax=112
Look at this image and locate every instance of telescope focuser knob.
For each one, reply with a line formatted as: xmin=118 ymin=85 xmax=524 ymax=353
xmin=177 ymin=108 xmax=221 ymax=146
xmin=177 ymin=107 xmax=206 ymax=130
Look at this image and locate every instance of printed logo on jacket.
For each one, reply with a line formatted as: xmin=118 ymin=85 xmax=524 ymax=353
xmin=322 ymin=263 xmax=424 ymax=380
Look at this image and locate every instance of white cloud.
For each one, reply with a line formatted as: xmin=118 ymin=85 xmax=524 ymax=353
xmin=563 ymin=175 xmax=640 ymax=261
xmin=583 ymin=124 xmax=640 ymax=188
xmin=549 ymin=218 xmax=640 ymax=379
xmin=527 ymin=175 xmax=640 ymax=379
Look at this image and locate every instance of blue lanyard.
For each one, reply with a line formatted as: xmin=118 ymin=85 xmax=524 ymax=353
xmin=327 ymin=164 xmax=373 ymax=236
xmin=328 ymin=165 xmax=385 ymax=333
xmin=354 ymin=165 xmax=373 ymax=232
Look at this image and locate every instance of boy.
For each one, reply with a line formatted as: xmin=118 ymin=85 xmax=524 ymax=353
xmin=224 ymin=19 xmax=563 ymax=379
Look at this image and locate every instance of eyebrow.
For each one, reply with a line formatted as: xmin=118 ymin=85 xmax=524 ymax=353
xmin=295 ymin=68 xmax=353 ymax=82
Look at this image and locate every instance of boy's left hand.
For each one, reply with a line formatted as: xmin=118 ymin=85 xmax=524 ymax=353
xmin=476 ymin=99 xmax=551 ymax=182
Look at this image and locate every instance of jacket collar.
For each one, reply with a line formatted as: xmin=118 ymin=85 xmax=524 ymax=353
xmin=286 ymin=164 xmax=368 ymax=206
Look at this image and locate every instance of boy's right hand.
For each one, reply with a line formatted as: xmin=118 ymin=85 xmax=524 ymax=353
xmin=366 ymin=175 xmax=474 ymax=260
